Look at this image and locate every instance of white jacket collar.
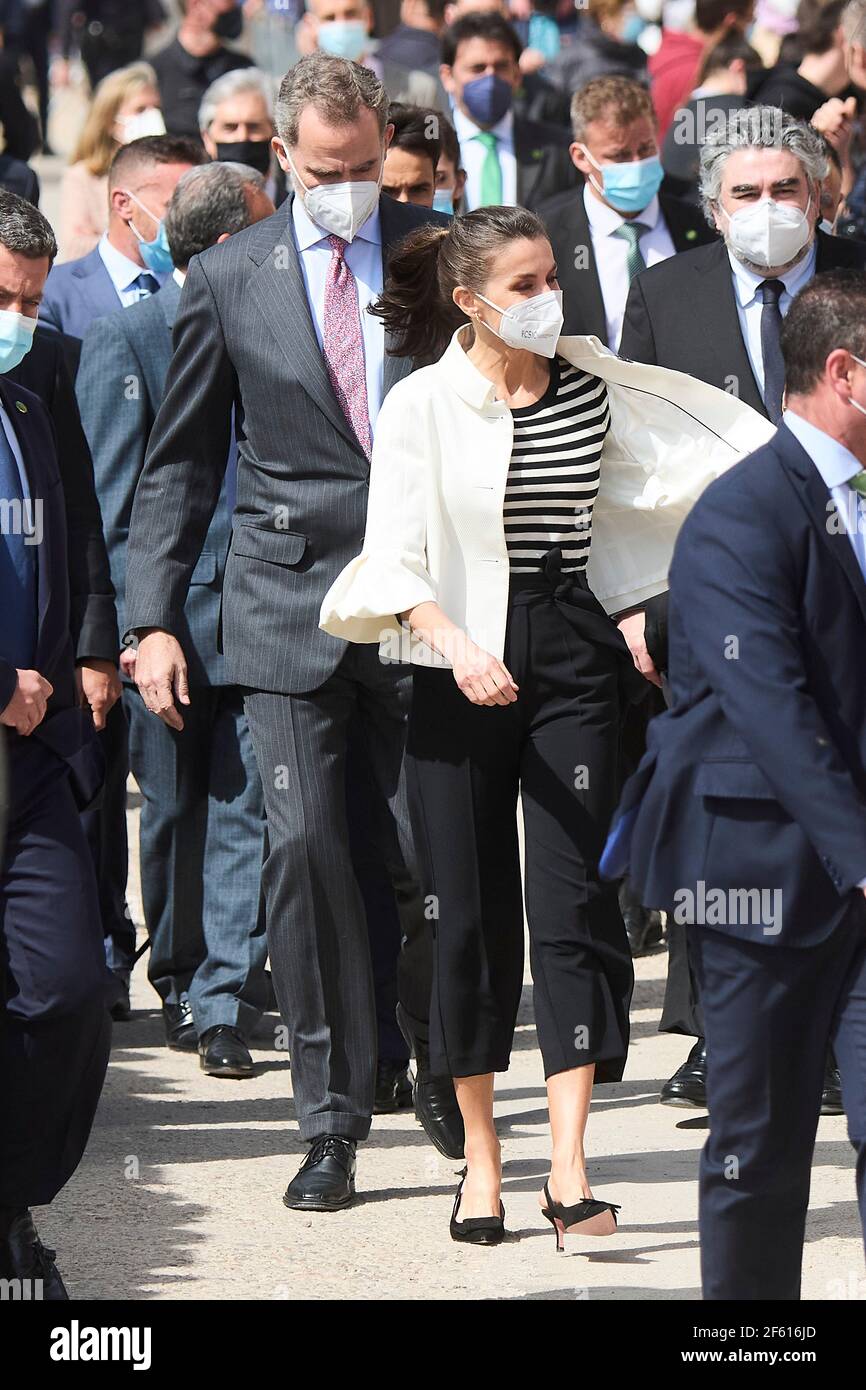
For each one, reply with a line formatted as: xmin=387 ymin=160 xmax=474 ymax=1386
xmin=439 ymin=324 xmax=618 ymax=411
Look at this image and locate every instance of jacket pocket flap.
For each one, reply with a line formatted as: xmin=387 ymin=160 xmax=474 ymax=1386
xmin=694 ymin=759 xmax=776 ymax=800
xmin=190 ymin=551 xmax=217 ymax=584
xmin=232 ymin=525 xmax=307 ymax=566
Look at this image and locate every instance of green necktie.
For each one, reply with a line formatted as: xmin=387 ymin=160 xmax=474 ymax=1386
xmin=613 ymin=220 xmax=648 ymax=283
xmin=851 ymin=470 xmax=866 ymax=496
xmin=474 ymin=130 xmax=502 ymax=207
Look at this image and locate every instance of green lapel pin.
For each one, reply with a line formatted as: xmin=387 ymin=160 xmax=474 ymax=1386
xmin=15 ymin=400 xmax=28 ymax=413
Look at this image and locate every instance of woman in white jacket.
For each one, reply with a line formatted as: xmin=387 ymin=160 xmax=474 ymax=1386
xmin=320 ymin=206 xmax=772 ymax=1249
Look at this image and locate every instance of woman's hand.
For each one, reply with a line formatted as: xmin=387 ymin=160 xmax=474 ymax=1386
xmin=452 ymin=642 xmax=519 ymax=706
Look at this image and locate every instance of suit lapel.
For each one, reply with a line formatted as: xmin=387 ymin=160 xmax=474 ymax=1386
xmin=778 ymin=423 xmax=866 ymax=626
xmin=76 ymin=247 xmax=126 ymax=318
xmin=514 ymin=121 xmax=544 ymax=210
xmin=246 ymin=198 xmax=362 ymax=454
xmin=558 ymin=195 xmax=607 ymax=341
xmin=695 ymin=242 xmax=765 ymax=415
xmin=158 ymin=276 xmax=182 ymax=331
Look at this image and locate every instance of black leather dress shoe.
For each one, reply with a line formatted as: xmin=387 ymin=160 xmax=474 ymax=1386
xmin=373 ymin=1059 xmax=413 ymax=1114
xmin=623 ymin=906 xmax=664 ymax=957
xmin=198 ymin=1025 xmax=254 ymax=1077
xmin=397 ymin=1004 xmax=465 ymax=1160
xmin=108 ymin=973 xmax=131 ymax=1022
xmin=164 ymin=996 xmax=198 ymax=1052
xmin=660 ymin=1037 xmax=707 ymax=1108
xmin=619 ymin=880 xmax=664 ymax=957
xmin=821 ymin=1057 xmax=844 ymax=1115
xmin=283 ymin=1136 xmax=357 ymax=1211
xmin=0 ymin=1210 xmax=68 ymax=1299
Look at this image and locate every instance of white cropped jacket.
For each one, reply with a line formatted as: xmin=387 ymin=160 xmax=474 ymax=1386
xmin=319 ymin=326 xmax=775 ymax=667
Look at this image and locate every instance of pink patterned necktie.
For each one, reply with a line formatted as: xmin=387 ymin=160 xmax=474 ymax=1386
xmin=322 ymin=233 xmax=372 ymax=459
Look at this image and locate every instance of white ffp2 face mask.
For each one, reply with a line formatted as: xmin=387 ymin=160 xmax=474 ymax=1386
xmin=285 ymin=145 xmax=380 ymax=242
xmin=723 ymin=196 xmax=813 ymax=270
xmin=475 ymin=289 xmax=564 ymax=358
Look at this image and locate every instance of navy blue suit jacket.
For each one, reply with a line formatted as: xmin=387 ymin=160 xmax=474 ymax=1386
xmin=39 ymin=246 xmax=127 ymax=376
xmin=76 ymin=277 xmax=232 ymax=686
xmin=0 ymin=378 xmax=104 ymax=803
xmin=615 ymin=421 xmax=866 ymax=948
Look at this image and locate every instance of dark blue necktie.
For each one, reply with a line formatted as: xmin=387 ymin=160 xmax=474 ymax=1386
xmin=759 ymin=278 xmax=785 ymax=424
xmin=133 ymin=272 xmax=160 ymax=298
xmin=0 ymin=415 xmax=38 ymax=671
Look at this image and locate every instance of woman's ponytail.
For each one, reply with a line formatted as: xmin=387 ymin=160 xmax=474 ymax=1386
xmin=370 ymin=223 xmax=461 ymax=365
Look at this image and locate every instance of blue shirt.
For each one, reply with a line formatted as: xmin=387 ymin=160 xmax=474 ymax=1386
xmin=783 ymin=409 xmax=866 ymax=582
xmin=729 ymin=243 xmax=816 ymax=396
xmin=290 ymin=194 xmax=385 ymax=439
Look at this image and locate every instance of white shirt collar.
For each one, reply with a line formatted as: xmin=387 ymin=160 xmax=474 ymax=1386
xmin=728 ymin=240 xmax=817 ymax=309
xmin=783 ymin=408 xmax=864 ymax=489
xmin=97 ymin=232 xmax=158 ymax=293
xmin=582 ymin=182 xmax=661 ymax=235
xmin=452 ymin=103 xmax=514 ymax=149
xmin=172 ymin=268 xmax=186 ymax=288
xmin=291 ymin=191 xmax=382 ymax=252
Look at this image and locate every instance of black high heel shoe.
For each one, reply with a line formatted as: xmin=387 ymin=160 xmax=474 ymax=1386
xmin=450 ymin=1168 xmax=506 ymax=1245
xmin=540 ymin=1181 xmax=620 ymax=1252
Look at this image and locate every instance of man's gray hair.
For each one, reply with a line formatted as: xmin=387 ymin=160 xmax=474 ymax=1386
xmin=698 ymin=106 xmax=829 ymax=226
xmin=842 ymin=0 xmax=866 ymax=44
xmin=0 ymin=189 xmax=57 ymax=262
xmin=275 ymin=53 xmax=389 ymax=147
xmin=164 ymin=162 xmax=266 ymax=270
xmin=198 ymin=67 xmax=275 ymax=134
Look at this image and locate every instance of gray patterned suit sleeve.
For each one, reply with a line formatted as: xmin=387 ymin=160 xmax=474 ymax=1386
xmin=124 ymin=256 xmax=234 ymax=641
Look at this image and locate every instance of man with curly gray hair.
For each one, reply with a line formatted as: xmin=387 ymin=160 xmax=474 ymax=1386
xmin=619 ymin=104 xmax=866 ymax=1120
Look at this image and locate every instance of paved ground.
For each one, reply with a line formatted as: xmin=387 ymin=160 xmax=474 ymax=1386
xmin=24 ymin=88 xmax=866 ymax=1305
xmin=29 ymin=793 xmax=860 ymax=1303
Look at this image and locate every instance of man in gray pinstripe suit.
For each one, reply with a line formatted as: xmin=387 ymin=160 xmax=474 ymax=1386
xmin=124 ymin=53 xmax=462 ymax=1210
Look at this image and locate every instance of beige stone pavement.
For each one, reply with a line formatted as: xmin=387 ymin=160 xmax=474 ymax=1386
xmin=23 ymin=89 xmax=866 ymax=1305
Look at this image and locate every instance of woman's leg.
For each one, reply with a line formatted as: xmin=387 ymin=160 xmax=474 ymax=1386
xmin=519 ymin=614 xmax=632 ymax=1214
xmin=406 ymin=669 xmax=524 ymax=1217
xmin=455 ymin=1074 xmax=500 ymax=1218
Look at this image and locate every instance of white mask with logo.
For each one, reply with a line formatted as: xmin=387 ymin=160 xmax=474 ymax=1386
xmin=723 ymin=196 xmax=813 ymax=269
xmin=475 ymin=289 xmax=564 ymax=358
xmin=285 ymin=145 xmax=380 ymax=242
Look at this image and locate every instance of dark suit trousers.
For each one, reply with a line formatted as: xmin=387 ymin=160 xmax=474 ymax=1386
xmin=691 ymin=905 xmax=866 ymax=1300
xmin=125 ymin=686 xmax=269 ymax=1037
xmin=81 ymin=699 xmax=135 ymax=975
xmin=0 ymin=733 xmax=111 ymax=1207
xmin=243 ymin=644 xmax=430 ymax=1142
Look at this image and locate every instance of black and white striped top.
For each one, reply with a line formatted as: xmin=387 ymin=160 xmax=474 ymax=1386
xmin=505 ymin=357 xmax=610 ymax=575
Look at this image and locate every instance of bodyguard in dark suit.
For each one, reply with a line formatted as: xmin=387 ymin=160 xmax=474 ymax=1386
xmin=619 ymin=106 xmax=866 ymax=1107
xmin=76 ymin=162 xmax=277 ymax=1076
xmin=38 ymin=134 xmax=207 ymax=1016
xmin=607 ymin=270 xmax=866 ymax=1299
xmin=537 ymin=76 xmax=715 ymax=351
xmin=0 ymin=193 xmax=117 ymax=1298
xmin=0 ymin=152 xmax=39 ymax=206
xmin=440 ymin=12 xmax=576 ymax=213
xmin=125 ymin=54 xmax=462 ymax=1209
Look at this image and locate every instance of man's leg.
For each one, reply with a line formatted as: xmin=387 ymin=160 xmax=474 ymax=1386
xmin=829 ymin=901 xmax=866 ymax=1253
xmin=0 ymin=736 xmax=111 ymax=1212
xmin=244 ymin=666 xmax=376 ymax=1143
xmin=691 ymin=919 xmax=860 ymax=1300
xmin=125 ymin=687 xmax=207 ymax=1010
xmin=189 ymin=687 xmax=269 ymax=1038
xmin=82 ymin=698 xmax=134 ymax=1008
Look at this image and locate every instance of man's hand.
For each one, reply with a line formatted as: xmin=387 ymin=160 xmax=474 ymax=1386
xmin=0 ymin=669 xmax=53 ymax=735
xmin=76 ymin=659 xmax=122 ymax=732
xmin=617 ymin=610 xmax=662 ymax=688
xmin=811 ymin=95 xmax=857 ymax=159
xmin=135 ymin=630 xmax=190 ymax=730
xmin=119 ymin=647 xmax=137 ymax=682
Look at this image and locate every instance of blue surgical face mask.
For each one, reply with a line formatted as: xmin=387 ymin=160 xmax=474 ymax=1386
xmin=317 ymin=19 xmax=368 ymax=61
xmin=433 ymin=188 xmax=455 ymax=215
xmin=125 ymin=189 xmax=174 ymax=274
xmin=461 ymin=73 xmax=513 ymax=128
xmin=621 ymin=14 xmax=646 ymax=43
xmin=580 ymin=145 xmax=664 ymax=214
xmin=0 ymin=308 xmax=38 ymax=372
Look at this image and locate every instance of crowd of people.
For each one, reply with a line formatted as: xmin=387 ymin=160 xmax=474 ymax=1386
xmin=1 ymin=0 xmax=866 ymax=1303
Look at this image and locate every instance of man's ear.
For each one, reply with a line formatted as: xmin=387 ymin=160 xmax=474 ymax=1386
xmin=439 ymin=63 xmax=455 ymax=97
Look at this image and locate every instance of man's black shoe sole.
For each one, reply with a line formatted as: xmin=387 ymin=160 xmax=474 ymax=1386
xmin=282 ymin=1186 xmax=356 ymax=1212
